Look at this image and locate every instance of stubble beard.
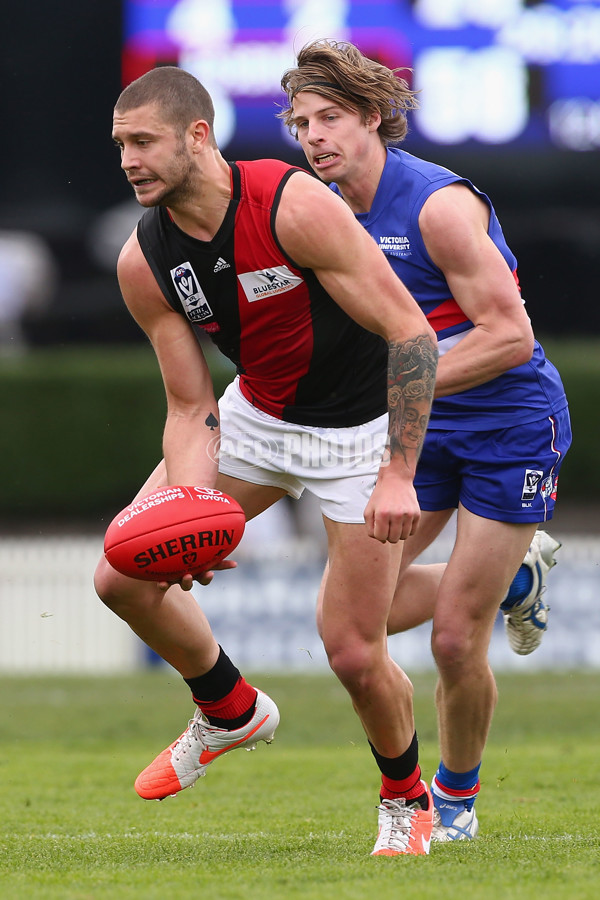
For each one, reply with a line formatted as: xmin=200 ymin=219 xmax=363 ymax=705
xmin=137 ymin=144 xmax=198 ymax=209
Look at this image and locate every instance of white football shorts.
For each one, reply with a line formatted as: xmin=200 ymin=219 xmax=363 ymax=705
xmin=216 ymin=379 xmax=388 ymax=523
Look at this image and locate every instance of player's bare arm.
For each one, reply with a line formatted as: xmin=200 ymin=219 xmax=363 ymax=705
xmin=275 ymin=172 xmax=437 ymax=448
xmin=387 ymin=335 xmax=437 ymax=463
xmin=419 ymin=183 xmax=534 ymax=397
xmin=364 ymin=333 xmax=437 ymax=542
xmin=276 ymin=172 xmax=436 ymax=351
xmin=117 ymin=231 xmax=220 ymax=488
xmin=276 ymin=172 xmax=438 ymax=541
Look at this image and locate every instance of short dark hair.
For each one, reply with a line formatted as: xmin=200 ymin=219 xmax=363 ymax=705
xmin=279 ymin=40 xmax=419 ymax=146
xmin=115 ymin=66 xmax=216 ymax=143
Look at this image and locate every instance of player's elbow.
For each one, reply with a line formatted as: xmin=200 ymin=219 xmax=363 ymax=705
xmin=389 ymin=312 xmax=437 ymax=348
xmin=508 ymin=324 xmax=535 ymax=368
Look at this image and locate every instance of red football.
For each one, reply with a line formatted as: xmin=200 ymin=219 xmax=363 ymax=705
xmin=104 ymin=486 xmax=245 ymax=582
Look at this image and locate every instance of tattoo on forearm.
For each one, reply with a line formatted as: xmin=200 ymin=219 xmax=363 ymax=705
xmin=387 ymin=334 xmax=438 ymax=462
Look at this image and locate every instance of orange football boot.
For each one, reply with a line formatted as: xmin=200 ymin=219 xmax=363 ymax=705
xmin=134 ymin=689 xmax=279 ymax=800
xmin=371 ymin=780 xmax=433 ymax=856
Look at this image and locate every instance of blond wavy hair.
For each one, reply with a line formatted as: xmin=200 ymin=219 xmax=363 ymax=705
xmin=279 ymin=40 xmax=419 ymax=146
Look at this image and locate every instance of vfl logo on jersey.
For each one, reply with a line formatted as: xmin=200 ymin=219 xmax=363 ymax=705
xmin=521 ymin=468 xmax=544 ymax=502
xmin=170 ymin=261 xmax=213 ymax=322
xmin=238 ymin=266 xmax=303 ymax=303
xmin=378 ymin=235 xmax=411 ymax=258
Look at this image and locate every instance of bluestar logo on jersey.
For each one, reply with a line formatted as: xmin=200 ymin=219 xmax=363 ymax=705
xmin=238 ymin=266 xmax=304 ymax=303
xmin=170 ymin=261 xmax=214 ymax=322
xmin=378 ymin=235 xmax=412 ymax=258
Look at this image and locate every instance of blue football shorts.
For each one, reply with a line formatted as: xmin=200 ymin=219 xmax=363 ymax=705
xmin=415 ymin=406 xmax=572 ymax=523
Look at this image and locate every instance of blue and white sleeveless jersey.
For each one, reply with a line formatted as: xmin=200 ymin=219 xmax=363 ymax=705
xmin=331 ymin=148 xmax=567 ymax=430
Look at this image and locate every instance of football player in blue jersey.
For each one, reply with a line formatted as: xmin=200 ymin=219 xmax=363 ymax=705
xmin=280 ymin=39 xmax=571 ymax=842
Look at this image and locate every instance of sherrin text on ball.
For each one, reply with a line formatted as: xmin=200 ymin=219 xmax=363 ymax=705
xmin=104 ymin=486 xmax=245 ymax=581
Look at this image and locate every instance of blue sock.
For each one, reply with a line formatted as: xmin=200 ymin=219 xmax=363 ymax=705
xmin=500 ymin=564 xmax=533 ymax=610
xmin=433 ymin=762 xmax=481 ymax=811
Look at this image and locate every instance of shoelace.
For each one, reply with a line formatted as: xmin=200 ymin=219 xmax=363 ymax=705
xmin=431 ymin=808 xmax=443 ymax=835
xmin=509 ymin=594 xmax=547 ymax=624
xmin=172 ymin=710 xmax=233 ymax=760
xmin=431 ymin=807 xmax=449 ymax=834
xmin=172 ymin=710 xmax=208 ymax=760
xmin=376 ymin=799 xmax=419 ymax=851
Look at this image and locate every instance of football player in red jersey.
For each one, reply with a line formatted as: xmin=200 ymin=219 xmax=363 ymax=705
xmin=95 ymin=65 xmax=437 ymax=856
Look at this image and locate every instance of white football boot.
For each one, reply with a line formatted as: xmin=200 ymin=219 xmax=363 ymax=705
xmin=501 ymin=529 xmax=561 ymax=656
xmin=134 ymin=689 xmax=279 ymax=800
xmin=431 ymin=797 xmax=479 ymax=842
xmin=371 ymin=781 xmax=434 ymax=856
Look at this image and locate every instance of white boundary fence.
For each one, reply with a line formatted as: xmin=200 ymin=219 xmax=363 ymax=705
xmin=1 ymin=529 xmax=599 ymax=673
xmin=0 ymin=536 xmax=139 ymax=673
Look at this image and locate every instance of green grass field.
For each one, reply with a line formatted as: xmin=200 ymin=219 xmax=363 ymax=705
xmin=1 ymin=670 xmax=598 ymax=899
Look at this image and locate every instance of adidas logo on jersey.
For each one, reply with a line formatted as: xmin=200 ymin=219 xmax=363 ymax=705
xmin=214 ymin=257 xmax=230 ymax=273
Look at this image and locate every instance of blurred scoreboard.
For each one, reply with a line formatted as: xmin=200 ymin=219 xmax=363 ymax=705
xmin=122 ymin=0 xmax=600 ymax=154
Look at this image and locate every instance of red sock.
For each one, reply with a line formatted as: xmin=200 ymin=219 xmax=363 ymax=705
xmin=193 ymin=676 xmax=257 ymax=728
xmin=381 ymin=765 xmax=425 ymax=803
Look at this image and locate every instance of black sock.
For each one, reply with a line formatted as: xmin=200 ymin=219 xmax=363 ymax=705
xmin=370 ymin=733 xmax=429 ymax=809
xmin=184 ymin=647 xmax=256 ymax=728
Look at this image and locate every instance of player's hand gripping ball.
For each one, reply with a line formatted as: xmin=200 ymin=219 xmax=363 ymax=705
xmin=104 ymin=486 xmax=245 ymax=582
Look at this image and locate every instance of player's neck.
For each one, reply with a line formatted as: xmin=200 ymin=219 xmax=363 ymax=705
xmin=336 ymin=147 xmax=386 ymax=216
xmin=167 ymin=154 xmax=231 ymax=241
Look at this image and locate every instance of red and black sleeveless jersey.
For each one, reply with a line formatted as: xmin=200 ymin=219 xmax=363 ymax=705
xmin=137 ymin=158 xmax=387 ymax=427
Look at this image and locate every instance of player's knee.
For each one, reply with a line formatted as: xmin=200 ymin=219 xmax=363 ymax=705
xmin=94 ymin=555 xmax=135 ymax=612
xmin=431 ymin=625 xmax=474 ymax=673
xmin=324 ymin=637 xmax=376 ymax=689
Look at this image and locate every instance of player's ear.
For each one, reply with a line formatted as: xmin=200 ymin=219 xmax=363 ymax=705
xmin=189 ymin=119 xmax=211 ymax=151
xmin=366 ymin=110 xmax=382 ymax=132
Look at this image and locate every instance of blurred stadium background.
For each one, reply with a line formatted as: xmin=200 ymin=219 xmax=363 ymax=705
xmin=1 ymin=0 xmax=599 ymax=674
